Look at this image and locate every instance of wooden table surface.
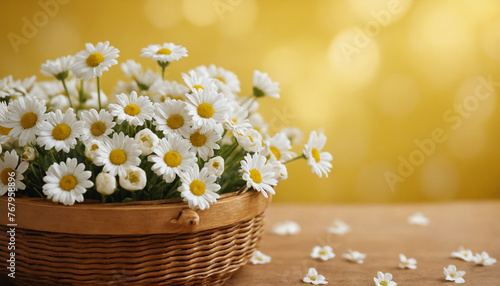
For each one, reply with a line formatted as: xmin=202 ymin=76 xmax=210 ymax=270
xmin=226 ymin=200 xmax=500 ymax=286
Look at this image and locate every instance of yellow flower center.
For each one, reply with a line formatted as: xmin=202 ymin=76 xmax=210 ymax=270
xmin=190 ymin=132 xmax=206 ymax=147
xmin=20 ymin=112 xmax=37 ymax=129
xmin=311 ymin=277 xmax=316 ymax=281
xmin=124 ymin=104 xmax=141 ymax=116
xmin=249 ymin=169 xmax=262 ymax=184
xmin=164 ymin=151 xmax=181 ymax=167
xmin=127 ymin=171 xmax=140 ymax=183
xmin=52 ymin=124 xmax=71 ymax=140
xmin=109 ymin=149 xmax=127 ymax=165
xmin=59 ymin=175 xmax=77 ymax=191
xmin=189 ymin=180 xmax=205 ymax=196
xmin=270 ymin=146 xmax=281 ymax=160
xmin=450 ymin=273 xmax=455 ymax=278
xmin=197 ymin=103 xmax=214 ymax=118
xmin=90 ymin=144 xmax=99 ymax=151
xmin=90 ymin=121 xmax=107 ymax=136
xmin=156 ymin=48 xmax=172 ymax=55
xmin=319 ymin=251 xmax=326 ymax=255
xmin=167 ymin=114 xmax=184 ymax=129
xmin=193 ymin=85 xmax=204 ymax=91
xmin=212 ymin=162 xmax=220 ymax=168
xmin=86 ymin=52 xmax=104 ymax=67
xmin=0 ymin=126 xmax=12 ymax=136
xmin=214 ymin=76 xmax=226 ymax=84
xmin=380 ymin=282 xmax=387 ymax=286
xmin=312 ymin=148 xmax=320 ymax=163
xmin=1 ymin=168 xmax=15 ymax=185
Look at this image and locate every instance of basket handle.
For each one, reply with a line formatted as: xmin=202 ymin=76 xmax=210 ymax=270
xmin=170 ymin=208 xmax=200 ymax=229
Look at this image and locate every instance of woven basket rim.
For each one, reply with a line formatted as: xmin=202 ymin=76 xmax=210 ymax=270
xmin=0 ymin=190 xmax=271 ymax=235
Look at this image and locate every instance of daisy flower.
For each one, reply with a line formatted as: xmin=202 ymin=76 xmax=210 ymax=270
xmin=4 ymin=95 xmax=47 ymax=146
xmin=153 ymin=100 xmax=192 ymax=138
xmin=40 ymin=55 xmax=73 ymax=80
xmin=0 ymin=102 xmax=14 ymax=145
xmin=178 ymin=165 xmax=220 ymax=210
xmin=264 ymin=132 xmax=296 ymax=162
xmin=80 ymin=109 xmax=115 ymax=144
xmin=185 ymin=88 xmax=232 ymax=133
xmin=135 ymin=69 xmax=162 ymax=91
xmin=182 ymin=70 xmax=218 ymax=94
xmin=235 ymin=128 xmax=264 ymax=153
xmin=21 ymin=146 xmax=36 ymax=162
xmin=94 ymin=132 xmax=142 ymax=177
xmin=204 ymin=156 xmax=225 ymax=177
xmin=303 ymin=131 xmax=333 ymax=178
xmin=374 ymin=272 xmax=397 ymax=286
xmin=444 ymin=264 xmax=465 ymax=284
xmin=311 ymin=246 xmax=336 ymax=261
xmin=193 ymin=64 xmax=241 ymax=96
xmin=148 ymin=134 xmax=197 ymax=183
xmin=140 ymin=43 xmax=188 ymax=63
xmin=398 ymin=254 xmax=417 ymax=269
xmin=84 ymin=140 xmax=101 ymax=162
xmin=108 ymin=91 xmax=154 ymax=126
xmin=224 ymin=103 xmax=252 ymax=134
xmin=451 ymin=247 xmax=474 ymax=262
xmin=42 ymin=158 xmax=93 ymax=206
xmin=408 ymin=212 xmax=429 ymax=226
xmin=326 ymin=219 xmax=351 ymax=235
xmin=250 ymin=250 xmax=271 ymax=265
xmin=95 ymin=172 xmax=117 ymax=195
xmin=149 ymin=80 xmax=189 ymax=102
xmin=71 ymin=41 xmax=119 ymax=81
xmin=270 ymin=159 xmax=288 ymax=182
xmin=187 ymin=128 xmax=221 ymax=161
xmin=272 ymin=220 xmax=300 ymax=235
xmin=472 ymin=251 xmax=496 ymax=266
xmin=303 ymin=268 xmax=328 ymax=285
xmin=0 ymin=150 xmax=29 ymax=195
xmin=134 ymin=128 xmax=159 ymax=156
xmin=36 ymin=108 xmax=84 ymax=152
xmin=253 ymin=70 xmax=280 ymax=99
xmin=120 ymin=59 xmax=142 ymax=79
xmin=343 ymin=250 xmax=366 ymax=264
xmin=119 ymin=166 xmax=147 ymax=191
xmin=240 ymin=153 xmax=277 ymax=198
xmin=281 ymin=127 xmax=303 ymax=145
xmin=248 ymin=112 xmax=269 ymax=136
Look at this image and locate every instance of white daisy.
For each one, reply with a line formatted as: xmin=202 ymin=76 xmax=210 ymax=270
xmin=473 ymin=251 xmax=497 ymax=266
xmin=235 ymin=128 xmax=264 ymax=153
xmin=119 ymin=166 xmax=147 ymax=191
xmin=398 ymin=254 xmax=417 ymax=269
xmin=194 ymin=64 xmax=241 ymax=96
xmin=140 ymin=43 xmax=188 ymax=63
xmin=71 ymin=41 xmax=119 ymax=81
xmin=280 ymin=127 xmax=303 ymax=145
xmin=408 ymin=212 xmax=429 ymax=226
xmin=451 ymin=247 xmax=474 ymax=262
xmin=250 ymin=250 xmax=271 ymax=265
xmin=153 ymin=100 xmax=192 ymax=138
xmin=253 ymin=70 xmax=280 ymax=99
xmin=187 ymin=128 xmax=221 ymax=161
xmin=343 ymin=249 xmax=366 ymax=264
xmin=224 ymin=103 xmax=252 ymax=134
xmin=42 ymin=158 xmax=93 ymax=206
xmin=204 ymin=156 xmax=224 ymax=177
xmin=84 ymin=140 xmax=101 ymax=162
xmin=326 ymin=219 xmax=351 ymax=235
xmin=248 ymin=112 xmax=269 ymax=136
xmin=135 ymin=69 xmax=162 ymax=91
xmin=40 ymin=55 xmax=74 ymax=80
xmin=182 ymin=70 xmax=218 ymax=94
xmin=178 ymin=165 xmax=220 ymax=210
xmin=4 ymin=95 xmax=47 ymax=146
xmin=21 ymin=146 xmax=36 ymax=162
xmin=303 ymin=268 xmax=328 ymax=285
xmin=36 ymin=108 xmax=83 ymax=152
xmin=311 ymin=246 xmax=336 ymax=261
xmin=134 ymin=128 xmax=159 ymax=156
xmin=185 ymin=87 xmax=232 ymax=133
xmin=303 ymin=131 xmax=333 ymax=178
xmin=148 ymin=134 xmax=197 ymax=183
xmin=263 ymin=132 xmax=296 ymax=162
xmin=108 ymin=91 xmax=154 ymax=126
xmin=444 ymin=264 xmax=465 ymax=284
xmin=272 ymin=220 xmax=300 ymax=235
xmin=269 ymin=158 xmax=288 ymax=182
xmin=120 ymin=59 xmax=142 ymax=79
xmin=149 ymin=80 xmax=189 ymax=102
xmin=0 ymin=150 xmax=29 ymax=195
xmin=80 ymin=109 xmax=115 ymax=144
xmin=0 ymin=102 xmax=14 ymax=145
xmin=94 ymin=132 xmax=142 ymax=177
xmin=240 ymin=153 xmax=277 ymax=198
xmin=374 ymin=271 xmax=397 ymax=286
xmin=95 ymin=172 xmax=117 ymax=195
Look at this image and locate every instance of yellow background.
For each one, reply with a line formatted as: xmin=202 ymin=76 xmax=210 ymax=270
xmin=1 ymin=0 xmax=500 ymax=203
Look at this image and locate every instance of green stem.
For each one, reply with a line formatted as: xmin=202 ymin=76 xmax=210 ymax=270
xmin=96 ymin=76 xmax=102 ymax=110
xmin=61 ymin=78 xmax=73 ymax=108
xmin=284 ymin=154 xmax=306 ymax=164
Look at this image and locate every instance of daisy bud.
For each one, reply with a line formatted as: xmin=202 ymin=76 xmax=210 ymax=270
xmin=236 ymin=128 xmax=263 ymax=153
xmin=271 ymin=159 xmax=288 ymax=182
xmin=119 ymin=166 xmax=147 ymax=192
xmin=134 ymin=128 xmax=159 ymax=156
xmin=204 ymin=156 xmax=224 ymax=177
xmin=96 ymin=172 xmax=117 ymax=195
xmin=84 ymin=140 xmax=101 ymax=162
xmin=22 ymin=146 xmax=36 ymax=162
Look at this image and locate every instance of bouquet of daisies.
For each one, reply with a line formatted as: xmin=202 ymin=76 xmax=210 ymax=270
xmin=0 ymin=42 xmax=333 ymax=210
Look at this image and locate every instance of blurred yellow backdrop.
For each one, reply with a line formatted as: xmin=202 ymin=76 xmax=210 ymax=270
xmin=1 ymin=0 xmax=500 ymax=202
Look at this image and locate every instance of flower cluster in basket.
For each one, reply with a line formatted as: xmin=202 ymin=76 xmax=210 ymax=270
xmin=0 ymin=41 xmax=332 ymax=209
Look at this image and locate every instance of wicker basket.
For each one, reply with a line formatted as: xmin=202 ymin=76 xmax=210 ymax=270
xmin=0 ymin=190 xmax=271 ymax=285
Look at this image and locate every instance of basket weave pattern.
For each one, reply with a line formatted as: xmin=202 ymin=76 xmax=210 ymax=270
xmin=0 ymin=214 xmax=264 ymax=285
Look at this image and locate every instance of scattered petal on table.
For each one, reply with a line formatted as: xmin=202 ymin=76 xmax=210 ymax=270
xmin=444 ymin=264 xmax=465 ymax=283
xmin=374 ymin=271 xmax=397 ymax=286
xmin=473 ymin=251 xmax=497 ymax=266
xmin=451 ymin=247 xmax=474 ymax=262
xmin=250 ymin=250 xmax=271 ymax=265
xmin=303 ymin=267 xmax=328 ymax=285
xmin=326 ymin=218 xmax=351 ymax=235
xmin=272 ymin=220 xmax=301 ymax=235
xmin=408 ymin=212 xmax=429 ymax=226
xmin=311 ymin=246 xmax=336 ymax=261
xmin=398 ymin=253 xmax=417 ymax=269
xmin=343 ymin=249 xmax=366 ymax=264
